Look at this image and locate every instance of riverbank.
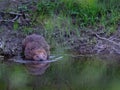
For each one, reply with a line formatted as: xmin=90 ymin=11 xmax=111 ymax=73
xmin=0 ymin=0 xmax=120 ymax=58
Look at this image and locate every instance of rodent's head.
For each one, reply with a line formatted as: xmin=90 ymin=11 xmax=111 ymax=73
xmin=24 ymin=42 xmax=48 ymax=61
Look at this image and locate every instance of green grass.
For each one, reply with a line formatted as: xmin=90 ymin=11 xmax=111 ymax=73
xmin=13 ymin=0 xmax=119 ymax=36
xmin=25 ymin=0 xmax=119 ymax=38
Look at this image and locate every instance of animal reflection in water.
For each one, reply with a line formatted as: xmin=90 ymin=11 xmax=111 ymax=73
xmin=13 ymin=56 xmax=62 ymax=75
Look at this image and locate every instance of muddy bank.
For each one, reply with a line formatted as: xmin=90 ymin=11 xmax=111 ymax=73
xmin=0 ymin=25 xmax=24 ymax=57
xmin=0 ymin=23 xmax=120 ymax=58
xmin=52 ymin=24 xmax=120 ymax=55
xmin=82 ymin=27 xmax=120 ymax=55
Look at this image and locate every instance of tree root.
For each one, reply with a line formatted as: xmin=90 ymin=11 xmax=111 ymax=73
xmin=0 ymin=11 xmax=30 ymax=25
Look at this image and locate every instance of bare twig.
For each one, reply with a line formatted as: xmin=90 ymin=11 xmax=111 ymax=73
xmin=89 ymin=31 xmax=120 ymax=47
xmin=0 ymin=12 xmax=25 ymax=23
xmin=95 ymin=34 xmax=120 ymax=47
xmin=7 ymin=56 xmax=63 ymax=64
xmin=9 ymin=12 xmax=22 ymax=16
xmin=0 ymin=16 xmax=19 ymax=22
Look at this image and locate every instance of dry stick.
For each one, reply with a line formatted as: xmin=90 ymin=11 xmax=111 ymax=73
xmin=0 ymin=15 xmax=20 ymax=22
xmin=61 ymin=54 xmax=95 ymax=57
xmin=89 ymin=31 xmax=120 ymax=47
xmin=11 ymin=15 xmax=20 ymax=22
xmin=9 ymin=12 xmax=22 ymax=16
xmin=96 ymin=34 xmax=120 ymax=46
xmin=87 ymin=30 xmax=120 ymax=55
xmin=8 ymin=56 xmax=63 ymax=64
xmin=0 ymin=12 xmax=22 ymax=22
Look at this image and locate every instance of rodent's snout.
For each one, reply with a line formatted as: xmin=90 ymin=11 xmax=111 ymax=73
xmin=33 ymin=53 xmax=47 ymax=61
xmin=33 ymin=55 xmax=44 ymax=61
xmin=33 ymin=48 xmax=48 ymax=61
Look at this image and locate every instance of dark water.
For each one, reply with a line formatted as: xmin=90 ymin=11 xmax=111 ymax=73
xmin=0 ymin=54 xmax=120 ymax=90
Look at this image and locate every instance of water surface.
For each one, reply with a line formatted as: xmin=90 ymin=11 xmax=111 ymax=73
xmin=0 ymin=54 xmax=120 ymax=90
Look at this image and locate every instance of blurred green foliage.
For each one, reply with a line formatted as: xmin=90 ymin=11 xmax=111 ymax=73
xmin=21 ymin=0 xmax=118 ymax=38
xmin=35 ymin=0 xmax=120 ymax=27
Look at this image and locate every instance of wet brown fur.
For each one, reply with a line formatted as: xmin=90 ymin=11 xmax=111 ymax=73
xmin=22 ymin=34 xmax=50 ymax=60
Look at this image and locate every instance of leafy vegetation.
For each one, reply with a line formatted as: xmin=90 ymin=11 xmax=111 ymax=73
xmin=11 ymin=0 xmax=119 ymax=37
xmin=33 ymin=0 xmax=120 ymax=30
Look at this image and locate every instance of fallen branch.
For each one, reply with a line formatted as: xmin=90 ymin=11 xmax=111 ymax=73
xmin=89 ymin=31 xmax=120 ymax=47
xmin=0 ymin=12 xmax=26 ymax=23
xmin=0 ymin=15 xmax=20 ymax=22
xmin=6 ymin=56 xmax=63 ymax=64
